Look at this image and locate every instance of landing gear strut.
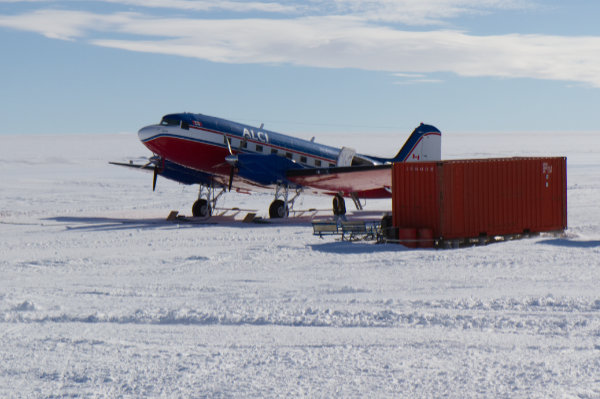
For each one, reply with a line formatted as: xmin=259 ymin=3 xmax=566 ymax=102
xmin=269 ymin=184 xmax=302 ymax=218
xmin=350 ymin=192 xmax=364 ymax=211
xmin=192 ymin=182 xmax=225 ymax=218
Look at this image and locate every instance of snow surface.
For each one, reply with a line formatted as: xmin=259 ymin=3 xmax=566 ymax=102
xmin=1 ymin=131 xmax=599 ymax=398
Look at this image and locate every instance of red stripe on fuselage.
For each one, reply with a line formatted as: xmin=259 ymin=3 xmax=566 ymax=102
xmin=142 ymin=136 xmax=232 ymax=176
xmin=144 ymin=125 xmax=337 ymax=173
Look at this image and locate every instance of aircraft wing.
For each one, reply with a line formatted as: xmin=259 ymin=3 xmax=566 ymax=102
xmin=111 ymin=156 xmax=393 ymax=198
xmin=109 ymin=161 xmax=154 ymax=171
xmin=110 ymin=159 xmax=216 ymax=186
xmin=235 ymin=153 xmax=304 ymax=186
xmin=286 ymin=164 xmax=392 ymax=196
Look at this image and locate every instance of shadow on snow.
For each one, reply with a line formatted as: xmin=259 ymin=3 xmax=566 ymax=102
xmin=43 ymin=216 xmax=217 ymax=232
xmin=310 ymin=240 xmax=412 ymax=254
xmin=536 ymin=238 xmax=600 ymax=248
xmin=42 ymin=215 xmax=317 ymax=232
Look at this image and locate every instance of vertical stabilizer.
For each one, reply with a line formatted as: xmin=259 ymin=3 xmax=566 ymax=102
xmin=393 ymin=123 xmax=441 ymax=162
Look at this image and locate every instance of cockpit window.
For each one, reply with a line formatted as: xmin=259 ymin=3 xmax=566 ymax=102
xmin=160 ymin=117 xmax=180 ymax=126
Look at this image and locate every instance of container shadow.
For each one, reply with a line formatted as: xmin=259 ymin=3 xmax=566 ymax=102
xmin=536 ymin=238 xmax=600 ymax=248
xmin=310 ymin=241 xmax=412 ymax=254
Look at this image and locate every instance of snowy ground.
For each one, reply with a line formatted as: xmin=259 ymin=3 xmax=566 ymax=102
xmin=1 ymin=130 xmax=599 ymax=398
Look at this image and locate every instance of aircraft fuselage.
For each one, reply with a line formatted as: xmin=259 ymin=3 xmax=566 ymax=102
xmin=138 ymin=113 xmax=343 ymax=186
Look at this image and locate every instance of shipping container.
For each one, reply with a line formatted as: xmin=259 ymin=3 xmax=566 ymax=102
xmin=392 ymin=157 xmax=567 ymax=246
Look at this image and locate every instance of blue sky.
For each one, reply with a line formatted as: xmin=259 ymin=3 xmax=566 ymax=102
xmin=1 ymin=0 xmax=600 ymax=135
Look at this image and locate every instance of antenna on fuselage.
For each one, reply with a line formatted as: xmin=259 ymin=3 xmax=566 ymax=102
xmin=310 ymin=136 xmax=315 ymax=142
xmin=259 ymin=123 xmax=264 ymax=129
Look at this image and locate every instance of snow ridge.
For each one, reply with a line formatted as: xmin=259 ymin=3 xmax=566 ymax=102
xmin=3 ymin=296 xmax=599 ymax=337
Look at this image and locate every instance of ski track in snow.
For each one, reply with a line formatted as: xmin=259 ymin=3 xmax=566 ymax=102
xmin=1 ymin=132 xmax=599 ymax=398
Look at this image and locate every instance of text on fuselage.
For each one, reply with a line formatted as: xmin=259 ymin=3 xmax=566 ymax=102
xmin=243 ymin=128 xmax=269 ymax=143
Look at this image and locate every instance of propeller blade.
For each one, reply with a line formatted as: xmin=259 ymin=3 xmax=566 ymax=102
xmin=223 ymin=140 xmax=240 ymax=191
xmin=142 ymin=154 xmax=161 ymax=169
xmin=228 ymin=167 xmax=235 ymax=191
xmin=152 ymin=166 xmax=158 ymax=191
xmin=225 ymin=136 xmax=233 ymax=155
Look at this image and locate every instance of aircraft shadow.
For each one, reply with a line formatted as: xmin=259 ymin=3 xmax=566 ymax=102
xmin=43 ymin=216 xmax=217 ymax=232
xmin=536 ymin=238 xmax=600 ymax=248
xmin=42 ymin=215 xmax=316 ymax=232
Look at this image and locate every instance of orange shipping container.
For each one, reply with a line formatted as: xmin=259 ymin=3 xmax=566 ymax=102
xmin=392 ymin=158 xmax=567 ymax=242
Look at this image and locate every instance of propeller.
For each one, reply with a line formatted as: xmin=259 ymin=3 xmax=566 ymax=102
xmin=142 ymin=155 xmax=162 ymax=192
xmin=152 ymin=167 xmax=158 ymax=191
xmin=228 ymin=164 xmax=235 ymax=191
xmin=224 ymin=136 xmax=244 ymax=191
xmin=139 ymin=159 xmax=153 ymax=169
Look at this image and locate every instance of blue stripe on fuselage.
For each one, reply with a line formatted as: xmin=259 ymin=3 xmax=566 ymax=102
xmin=165 ymin=112 xmax=341 ymax=163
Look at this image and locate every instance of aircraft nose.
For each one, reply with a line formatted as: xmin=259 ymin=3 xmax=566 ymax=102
xmin=138 ymin=126 xmax=158 ymax=142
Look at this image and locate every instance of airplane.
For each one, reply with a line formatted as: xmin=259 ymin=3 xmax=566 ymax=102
xmin=110 ymin=113 xmax=441 ymax=218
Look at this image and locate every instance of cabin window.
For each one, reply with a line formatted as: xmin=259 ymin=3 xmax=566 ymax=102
xmin=271 ymin=149 xmax=278 ymax=155
xmin=315 ymin=160 xmax=322 ymax=167
xmin=329 ymin=163 xmax=335 ymax=168
xmin=285 ymin=152 xmax=293 ymax=160
xmin=181 ymin=121 xmax=189 ymax=130
xmin=160 ymin=118 xmax=180 ymax=126
xmin=255 ymin=145 xmax=263 ymax=153
xmin=300 ymin=156 xmax=307 ymax=164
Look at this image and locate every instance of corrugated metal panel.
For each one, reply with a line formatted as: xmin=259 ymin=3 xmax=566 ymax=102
xmin=392 ymin=162 xmax=439 ymax=233
xmin=392 ymin=157 xmax=567 ymax=242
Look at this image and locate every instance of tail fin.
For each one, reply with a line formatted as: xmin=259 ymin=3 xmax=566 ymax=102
xmin=392 ymin=123 xmax=441 ymax=162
